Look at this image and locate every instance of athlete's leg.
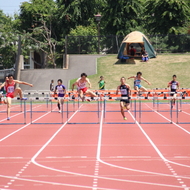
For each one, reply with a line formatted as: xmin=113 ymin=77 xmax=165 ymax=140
xmin=6 ymin=97 xmax=12 ymax=119
xmin=134 ymin=86 xmax=140 ymax=93
xmin=85 ymin=90 xmax=97 ymax=97
xmin=140 ymin=86 xmax=148 ymax=92
xmin=57 ymin=98 xmax=61 ymax=111
xmin=13 ymin=87 xmax=23 ymax=99
xmin=78 ymin=89 xmax=85 ymax=101
xmin=120 ymin=101 xmax=125 ymax=118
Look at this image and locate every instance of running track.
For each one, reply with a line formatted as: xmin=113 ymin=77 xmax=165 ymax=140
xmin=0 ymin=101 xmax=190 ymax=190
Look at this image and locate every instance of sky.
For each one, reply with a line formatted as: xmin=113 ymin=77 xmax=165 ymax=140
xmin=0 ymin=0 xmax=30 ymax=16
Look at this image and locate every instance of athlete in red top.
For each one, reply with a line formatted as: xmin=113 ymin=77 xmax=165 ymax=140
xmin=72 ymin=73 xmax=97 ymax=101
xmin=0 ymin=74 xmax=33 ymax=120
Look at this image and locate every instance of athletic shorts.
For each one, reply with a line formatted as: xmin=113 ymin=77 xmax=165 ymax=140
xmin=120 ymin=97 xmax=130 ymax=104
xmin=6 ymin=93 xmax=14 ymax=98
xmin=78 ymin=87 xmax=88 ymax=93
xmin=135 ymin=84 xmax=142 ymax=89
xmin=170 ymin=90 xmax=177 ymax=96
xmin=58 ymin=94 xmax=65 ymax=98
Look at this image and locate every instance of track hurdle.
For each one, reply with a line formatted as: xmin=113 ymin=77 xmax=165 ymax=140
xmin=0 ymin=99 xmax=27 ymax=125
xmin=67 ymin=96 xmax=101 ymax=124
xmin=103 ymin=96 xmax=137 ymax=124
xmin=29 ymin=97 xmax=64 ymax=124
xmin=176 ymin=97 xmax=190 ymax=124
xmin=139 ymin=97 xmax=173 ymax=124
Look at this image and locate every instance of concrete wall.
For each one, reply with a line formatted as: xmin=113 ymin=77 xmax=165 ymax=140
xmin=20 ymin=55 xmax=104 ymax=91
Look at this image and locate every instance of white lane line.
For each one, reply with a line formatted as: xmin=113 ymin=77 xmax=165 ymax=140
xmin=0 ymin=104 xmax=41 ymax=122
xmin=145 ymin=103 xmax=190 ymax=134
xmin=128 ymin=110 xmax=189 ymax=189
xmin=0 ymin=106 xmax=55 ymax=142
xmin=4 ymin=161 xmax=32 ymax=189
xmin=0 ymin=174 xmax=117 ymax=190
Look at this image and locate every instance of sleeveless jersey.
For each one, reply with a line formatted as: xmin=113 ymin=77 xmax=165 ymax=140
xmin=170 ymin=81 xmax=179 ymax=91
xmin=6 ymin=81 xmax=15 ymax=94
xmin=120 ymin=84 xmax=129 ymax=97
xmin=77 ymin=78 xmax=87 ymax=89
xmin=134 ymin=77 xmax=141 ymax=86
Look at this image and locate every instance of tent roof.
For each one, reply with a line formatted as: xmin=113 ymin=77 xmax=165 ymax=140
xmin=123 ymin=31 xmax=147 ymax=43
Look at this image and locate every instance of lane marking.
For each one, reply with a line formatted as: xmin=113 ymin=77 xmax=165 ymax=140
xmin=0 ymin=106 xmax=57 ymax=142
xmin=145 ymin=103 xmax=190 ymax=136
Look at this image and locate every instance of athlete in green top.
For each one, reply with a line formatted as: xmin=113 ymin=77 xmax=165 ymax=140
xmin=98 ymin=76 xmax=106 ymax=90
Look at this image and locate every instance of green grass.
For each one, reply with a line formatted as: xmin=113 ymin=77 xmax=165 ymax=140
xmin=69 ymin=54 xmax=190 ymax=90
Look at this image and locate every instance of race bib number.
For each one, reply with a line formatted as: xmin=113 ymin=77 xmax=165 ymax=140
xmin=7 ymin=86 xmax=14 ymax=93
xmin=121 ymin=89 xmax=127 ymax=95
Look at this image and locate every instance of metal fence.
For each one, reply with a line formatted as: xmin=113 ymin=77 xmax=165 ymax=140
xmin=66 ymin=34 xmax=190 ymax=54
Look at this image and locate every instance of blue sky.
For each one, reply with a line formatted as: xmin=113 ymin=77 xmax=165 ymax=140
xmin=0 ymin=0 xmax=29 ymax=16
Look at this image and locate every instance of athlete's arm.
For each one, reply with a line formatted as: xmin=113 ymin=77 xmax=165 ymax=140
xmin=86 ymin=78 xmax=91 ymax=88
xmin=0 ymin=82 xmax=5 ymax=89
xmin=72 ymin=81 xmax=77 ymax=91
xmin=116 ymin=86 xmax=120 ymax=95
xmin=127 ymin=76 xmax=135 ymax=80
xmin=141 ymin=77 xmax=151 ymax=85
xmin=128 ymin=85 xmax=131 ymax=97
xmin=14 ymin=80 xmax=33 ymax=87
xmin=167 ymin=82 xmax=171 ymax=88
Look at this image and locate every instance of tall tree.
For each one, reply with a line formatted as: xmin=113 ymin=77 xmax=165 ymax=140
xmin=0 ymin=10 xmax=18 ymax=68
xmin=102 ymin=0 xmax=143 ymax=35
xmin=55 ymin=0 xmax=102 ymax=38
xmin=18 ymin=0 xmax=61 ymax=68
xmin=144 ymin=0 xmax=190 ymax=34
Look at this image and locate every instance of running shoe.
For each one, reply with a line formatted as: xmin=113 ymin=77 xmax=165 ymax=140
xmin=7 ymin=117 xmax=10 ymax=120
xmin=59 ymin=110 xmax=61 ymax=113
xmin=123 ymin=117 xmax=127 ymax=120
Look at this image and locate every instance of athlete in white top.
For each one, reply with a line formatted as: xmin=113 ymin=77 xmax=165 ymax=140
xmin=72 ymin=73 xmax=97 ymax=101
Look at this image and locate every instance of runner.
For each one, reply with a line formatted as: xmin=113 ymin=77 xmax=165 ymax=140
xmin=128 ymin=71 xmax=151 ymax=94
xmin=0 ymin=74 xmax=33 ymax=120
xmin=116 ymin=77 xmax=131 ymax=120
xmin=72 ymin=73 xmax=97 ymax=101
xmin=54 ymin=79 xmax=66 ymax=113
xmin=167 ymin=75 xmax=180 ymax=107
xmin=98 ymin=76 xmax=106 ymax=90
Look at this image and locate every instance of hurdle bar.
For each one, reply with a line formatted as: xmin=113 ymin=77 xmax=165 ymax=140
xmin=29 ymin=99 xmax=64 ymax=124
xmin=103 ymin=96 xmax=137 ymax=124
xmin=0 ymin=100 xmax=27 ymax=125
xmin=176 ymin=97 xmax=190 ymax=124
xmin=67 ymin=96 xmax=101 ymax=124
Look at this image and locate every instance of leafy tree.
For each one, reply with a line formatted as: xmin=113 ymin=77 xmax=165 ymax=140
xmin=18 ymin=0 xmax=63 ymax=68
xmin=102 ymin=0 xmax=143 ymax=35
xmin=67 ymin=25 xmax=97 ymax=54
xmin=0 ymin=10 xmax=18 ymax=68
xmin=144 ymin=0 xmax=190 ymax=34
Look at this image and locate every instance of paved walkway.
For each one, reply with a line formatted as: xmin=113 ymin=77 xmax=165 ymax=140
xmin=20 ymin=55 xmax=105 ymax=91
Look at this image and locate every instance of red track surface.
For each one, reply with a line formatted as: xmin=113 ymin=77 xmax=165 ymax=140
xmin=0 ymin=101 xmax=190 ymax=190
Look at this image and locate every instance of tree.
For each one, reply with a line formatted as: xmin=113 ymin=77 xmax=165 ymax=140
xmin=0 ymin=10 xmax=18 ymax=68
xmin=102 ymin=0 xmax=143 ymax=35
xmin=18 ymin=0 xmax=62 ymax=68
xmin=144 ymin=0 xmax=190 ymax=34
xmin=55 ymin=0 xmax=102 ymax=38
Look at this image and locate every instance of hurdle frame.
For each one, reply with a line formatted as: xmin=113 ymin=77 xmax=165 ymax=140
xmin=176 ymin=97 xmax=190 ymax=124
xmin=67 ymin=97 xmax=101 ymax=125
xmin=103 ymin=97 xmax=137 ymax=124
xmin=0 ymin=100 xmax=27 ymax=125
xmin=139 ymin=97 xmax=173 ymax=124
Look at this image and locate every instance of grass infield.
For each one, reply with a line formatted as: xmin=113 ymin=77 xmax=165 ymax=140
xmin=69 ymin=54 xmax=190 ymax=91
